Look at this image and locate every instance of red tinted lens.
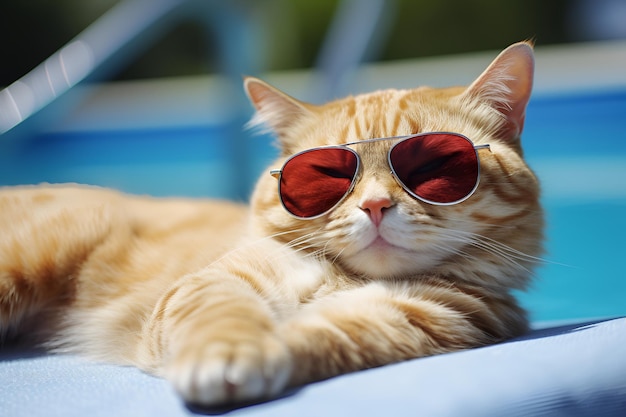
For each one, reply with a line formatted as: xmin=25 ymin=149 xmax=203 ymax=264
xmin=279 ymin=148 xmax=358 ymax=218
xmin=389 ymin=133 xmax=479 ymax=204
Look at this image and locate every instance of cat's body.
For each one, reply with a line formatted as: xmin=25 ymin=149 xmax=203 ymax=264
xmin=0 ymin=42 xmax=542 ymax=405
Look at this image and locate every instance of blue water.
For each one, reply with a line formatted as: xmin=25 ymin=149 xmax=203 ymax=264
xmin=0 ymin=89 xmax=625 ymax=323
xmin=517 ymin=90 xmax=626 ymax=323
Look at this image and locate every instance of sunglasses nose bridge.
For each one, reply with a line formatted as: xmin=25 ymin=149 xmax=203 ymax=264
xmin=356 ymin=163 xmax=404 ymax=207
xmin=349 ymin=143 xmax=401 ymax=199
xmin=355 ymin=139 xmax=395 ymax=171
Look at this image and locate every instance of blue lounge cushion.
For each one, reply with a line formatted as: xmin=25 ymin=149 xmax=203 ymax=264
xmin=1 ymin=317 xmax=625 ymax=417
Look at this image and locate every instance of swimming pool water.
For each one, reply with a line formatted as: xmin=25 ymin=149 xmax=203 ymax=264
xmin=0 ymin=89 xmax=624 ymax=324
xmin=517 ymin=90 xmax=626 ymax=323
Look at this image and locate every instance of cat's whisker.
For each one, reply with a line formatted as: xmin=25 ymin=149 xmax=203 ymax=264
xmin=428 ymin=228 xmax=543 ymax=275
xmin=206 ymin=228 xmax=316 ymax=267
xmin=328 ymin=243 xmax=347 ymax=267
xmin=287 ymin=235 xmax=321 ymax=250
xmin=442 ymin=228 xmax=547 ymax=264
xmin=436 ymin=242 xmax=475 ymax=262
xmin=473 ymin=236 xmax=541 ymax=264
xmin=283 ymin=230 xmax=343 ymax=265
xmin=443 ymin=218 xmax=518 ymax=230
xmin=469 ymin=240 xmax=534 ymax=275
xmin=255 ymin=227 xmax=331 ymax=264
xmin=284 ymin=232 xmax=323 ymax=252
xmin=470 ymin=234 xmax=548 ymax=265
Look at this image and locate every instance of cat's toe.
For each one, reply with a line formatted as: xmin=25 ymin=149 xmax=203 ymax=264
xmin=165 ymin=335 xmax=292 ymax=406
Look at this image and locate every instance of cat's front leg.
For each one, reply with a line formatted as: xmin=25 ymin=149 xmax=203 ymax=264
xmin=139 ymin=269 xmax=292 ymax=406
xmin=281 ymin=281 xmax=503 ymax=387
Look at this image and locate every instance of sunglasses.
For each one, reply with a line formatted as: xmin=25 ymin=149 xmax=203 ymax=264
xmin=270 ymin=132 xmax=491 ymax=219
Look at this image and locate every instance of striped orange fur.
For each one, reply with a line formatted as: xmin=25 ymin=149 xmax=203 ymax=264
xmin=0 ymin=42 xmax=542 ymax=406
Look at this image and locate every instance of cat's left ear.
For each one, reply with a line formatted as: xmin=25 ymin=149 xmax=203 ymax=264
xmin=462 ymin=41 xmax=534 ymax=141
xmin=244 ymin=77 xmax=312 ymax=137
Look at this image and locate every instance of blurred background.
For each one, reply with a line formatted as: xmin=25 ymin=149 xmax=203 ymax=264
xmin=1 ymin=0 xmax=625 ymax=85
xmin=0 ymin=0 xmax=625 ymax=324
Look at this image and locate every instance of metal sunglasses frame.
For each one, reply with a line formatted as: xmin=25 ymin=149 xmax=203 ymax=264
xmin=270 ymin=132 xmax=491 ymax=219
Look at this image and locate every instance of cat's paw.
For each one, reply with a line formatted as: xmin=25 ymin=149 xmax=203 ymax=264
xmin=164 ymin=334 xmax=292 ymax=406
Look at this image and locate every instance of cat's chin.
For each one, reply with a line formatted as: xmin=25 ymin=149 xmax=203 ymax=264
xmin=341 ymin=237 xmax=433 ymax=279
xmin=368 ymin=236 xmax=403 ymax=253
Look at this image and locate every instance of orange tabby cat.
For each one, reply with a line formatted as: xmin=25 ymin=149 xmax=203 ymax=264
xmin=0 ymin=42 xmax=542 ymax=405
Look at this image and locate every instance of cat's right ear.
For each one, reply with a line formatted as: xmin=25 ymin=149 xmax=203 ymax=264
xmin=244 ymin=77 xmax=312 ymax=138
xmin=461 ymin=41 xmax=535 ymax=142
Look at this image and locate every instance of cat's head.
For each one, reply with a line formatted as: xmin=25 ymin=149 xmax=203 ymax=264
xmin=245 ymin=42 xmax=543 ymax=289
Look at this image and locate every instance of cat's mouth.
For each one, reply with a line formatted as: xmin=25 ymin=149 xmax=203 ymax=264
xmin=342 ymin=234 xmax=426 ymax=278
xmin=369 ymin=236 xmax=397 ymax=249
xmin=364 ymin=234 xmax=414 ymax=257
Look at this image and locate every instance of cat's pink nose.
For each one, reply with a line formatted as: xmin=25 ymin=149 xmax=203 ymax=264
xmin=360 ymin=197 xmax=393 ymax=227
